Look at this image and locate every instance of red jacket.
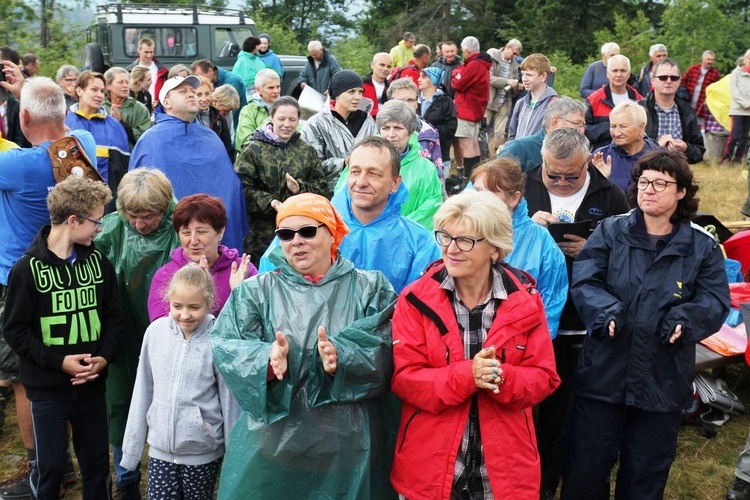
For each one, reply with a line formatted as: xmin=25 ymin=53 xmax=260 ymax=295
xmin=682 ymin=64 xmax=721 ymax=118
xmin=451 ymin=52 xmax=492 ymax=122
xmin=362 ymin=73 xmax=389 ymax=117
xmin=390 ymin=262 xmax=560 ymax=500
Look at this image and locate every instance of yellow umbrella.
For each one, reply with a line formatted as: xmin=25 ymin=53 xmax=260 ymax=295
xmin=706 ymin=74 xmax=732 ymax=131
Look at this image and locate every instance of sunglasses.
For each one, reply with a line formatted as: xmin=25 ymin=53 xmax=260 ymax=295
xmin=655 ymin=75 xmax=680 ymax=82
xmin=275 ymin=223 xmax=325 ymax=242
xmin=543 ymin=161 xmax=587 ymax=183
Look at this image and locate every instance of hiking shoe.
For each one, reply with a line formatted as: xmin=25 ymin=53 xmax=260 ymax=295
xmin=0 ymin=459 xmax=31 ymax=499
xmin=728 ymin=477 xmax=750 ymax=500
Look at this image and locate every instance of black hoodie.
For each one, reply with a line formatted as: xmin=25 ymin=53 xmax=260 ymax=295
xmin=3 ymin=226 xmax=124 ymax=401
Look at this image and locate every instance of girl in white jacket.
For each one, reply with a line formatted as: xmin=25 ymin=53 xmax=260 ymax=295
xmin=120 ymin=265 xmax=238 ymax=499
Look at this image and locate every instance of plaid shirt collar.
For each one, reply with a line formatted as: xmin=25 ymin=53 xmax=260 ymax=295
xmin=439 ymin=264 xmax=508 ymax=303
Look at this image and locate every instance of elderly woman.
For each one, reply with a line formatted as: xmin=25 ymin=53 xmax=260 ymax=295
xmin=94 ymin=167 xmax=181 ymax=497
xmin=335 ymin=99 xmax=443 ymax=230
xmin=213 ymin=83 xmax=241 ymax=142
xmin=211 ymin=193 xmax=396 ymax=498
xmin=592 ymin=101 xmax=661 ymax=193
xmin=419 ymin=67 xmax=458 ymax=172
xmin=103 ymin=67 xmax=151 ymax=147
xmin=725 ymin=49 xmax=750 ymax=165
xmin=56 ymin=64 xmax=79 ymax=109
xmin=235 ymin=96 xmax=329 ymax=266
xmin=471 ymin=158 xmax=567 ymax=338
xmin=64 ymin=70 xmax=131 ymax=197
xmin=147 ymin=194 xmax=257 ymax=321
xmin=561 ymin=151 xmax=730 ymax=499
xmin=195 ymin=75 xmax=233 ymax=160
xmin=390 ymin=190 xmax=560 ymax=499
xmin=129 ymin=65 xmax=153 ymax=113
xmin=167 ymin=64 xmax=190 ymax=79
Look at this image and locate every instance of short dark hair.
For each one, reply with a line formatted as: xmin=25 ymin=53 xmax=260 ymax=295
xmin=269 ymin=96 xmax=300 ymax=118
xmin=627 ymin=150 xmax=699 ymax=223
xmin=653 ymin=58 xmax=680 ymax=76
xmin=191 ymin=59 xmax=215 ymax=74
xmin=0 ymin=46 xmax=20 ymax=65
xmin=173 ymin=194 xmax=228 ymax=233
xmin=414 ymin=44 xmax=431 ymax=59
xmin=350 ymin=136 xmax=401 ymax=177
xmin=243 ymin=37 xmax=262 ymax=53
xmin=403 ymin=32 xmax=415 ymax=41
xmin=22 ymin=53 xmax=38 ymax=66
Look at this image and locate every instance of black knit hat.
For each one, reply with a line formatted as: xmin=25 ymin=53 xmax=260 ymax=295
xmin=329 ymin=70 xmax=364 ymax=99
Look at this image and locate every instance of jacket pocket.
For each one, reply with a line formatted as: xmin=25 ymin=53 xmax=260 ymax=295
xmin=398 ymin=408 xmax=421 ymax=453
xmin=173 ymin=405 xmax=221 ymax=456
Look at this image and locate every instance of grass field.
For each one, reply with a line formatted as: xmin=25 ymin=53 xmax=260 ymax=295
xmin=1 ymin=160 xmax=749 ymax=499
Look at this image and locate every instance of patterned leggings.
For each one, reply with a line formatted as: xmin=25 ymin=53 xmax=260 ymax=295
xmin=147 ymin=457 xmax=222 ymax=499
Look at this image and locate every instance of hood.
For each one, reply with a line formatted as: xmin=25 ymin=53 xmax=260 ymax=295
xmin=26 ymin=226 xmax=97 ymax=265
xmin=250 ymin=122 xmax=300 ymax=148
xmin=535 ymin=86 xmax=559 ymax=105
xmin=153 ymin=110 xmax=198 ymax=126
xmin=248 ymin=92 xmax=270 ymax=108
xmin=332 ymin=181 xmax=410 ymax=229
xmin=169 ymin=244 xmax=238 ymax=272
xmin=70 ymin=103 xmax=108 ymax=120
xmin=469 ymin=52 xmax=493 ymax=70
xmin=238 ymin=50 xmax=260 ymax=62
xmin=259 ymin=48 xmax=277 ymax=58
xmin=168 ymin=313 xmax=216 ymax=340
xmin=512 ymin=197 xmax=533 ymax=229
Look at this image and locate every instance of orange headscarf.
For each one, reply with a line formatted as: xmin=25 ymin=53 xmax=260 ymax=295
xmin=276 ymin=193 xmax=350 ymax=261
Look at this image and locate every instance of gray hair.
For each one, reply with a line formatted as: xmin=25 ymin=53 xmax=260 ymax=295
xmin=607 ymin=54 xmax=631 ymax=72
xmin=542 ymin=96 xmax=587 ymax=129
xmin=649 ymin=44 xmax=668 ymax=56
xmin=376 ymin=99 xmax=418 ymax=135
xmin=702 ymin=50 xmax=715 ymax=58
xmin=55 ymin=64 xmax=78 ymax=81
xmin=168 ymin=64 xmax=190 ymax=79
xmin=609 ymin=101 xmax=647 ymax=128
xmin=103 ymin=66 xmax=128 ymax=86
xmin=507 ymin=39 xmax=522 ymax=51
xmin=541 ymin=127 xmax=591 ymax=160
xmin=21 ymin=77 xmax=66 ymax=123
xmin=654 ymin=59 xmax=680 ymax=76
xmin=212 ymin=84 xmax=240 ymax=110
xmin=601 ymin=42 xmax=620 ymax=56
xmin=414 ymin=44 xmax=431 ymax=59
xmin=386 ymin=77 xmax=418 ymax=100
xmin=269 ymin=96 xmax=300 ymax=118
xmin=254 ymin=68 xmax=280 ymax=89
xmin=433 ymin=190 xmax=514 ymax=261
xmin=308 ymin=40 xmax=323 ymax=52
xmin=461 ymin=36 xmax=480 ymax=53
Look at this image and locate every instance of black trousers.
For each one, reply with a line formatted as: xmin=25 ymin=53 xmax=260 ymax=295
xmin=30 ymin=395 xmax=111 ymax=500
xmin=560 ymin=396 xmax=682 ymax=500
xmin=534 ymin=334 xmax=584 ymax=494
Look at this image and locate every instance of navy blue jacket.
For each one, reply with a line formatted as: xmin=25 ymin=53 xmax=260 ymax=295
xmin=571 ymin=210 xmax=730 ymax=411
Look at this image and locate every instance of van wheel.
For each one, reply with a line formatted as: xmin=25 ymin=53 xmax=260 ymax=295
xmin=84 ymin=43 xmax=106 ymax=72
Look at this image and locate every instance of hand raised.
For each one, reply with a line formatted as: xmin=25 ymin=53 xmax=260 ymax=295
xmin=269 ymin=331 xmax=289 ymax=380
xmin=317 ymin=326 xmax=337 ymax=375
xmin=286 ymin=173 xmax=300 ymax=195
xmin=230 ymin=253 xmax=252 ymax=290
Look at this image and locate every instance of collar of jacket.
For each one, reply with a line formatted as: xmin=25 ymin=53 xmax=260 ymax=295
xmin=335 ymin=181 xmax=409 ymax=229
xmin=268 ymin=245 xmax=355 ymax=286
xmin=623 ymin=208 xmax=693 ymax=257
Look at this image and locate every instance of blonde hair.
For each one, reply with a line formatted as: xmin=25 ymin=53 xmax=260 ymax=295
xmin=117 ymin=168 xmax=174 ymax=217
xmin=609 ymin=100 xmax=647 ymax=128
xmin=47 ymin=176 xmax=112 ymax=224
xmin=129 ymin=65 xmax=150 ymax=87
xmin=433 ymin=190 xmax=513 ymax=260
xmin=166 ymin=265 xmax=216 ymax=311
xmin=213 ymin=84 xmax=240 ymax=110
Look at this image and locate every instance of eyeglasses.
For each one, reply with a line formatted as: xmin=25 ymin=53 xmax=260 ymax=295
xmin=654 ymin=75 xmax=680 ymax=82
xmin=543 ymin=161 xmax=587 ymax=184
xmin=395 ymin=97 xmax=418 ymax=104
xmin=62 ymin=78 xmax=77 ymax=83
xmin=434 ymin=230 xmax=485 ymax=252
xmin=561 ymin=117 xmax=586 ymax=130
xmin=276 ymin=223 xmax=325 ymax=242
xmin=636 ymin=177 xmax=678 ymax=192
xmin=78 ymin=215 xmax=104 ymax=228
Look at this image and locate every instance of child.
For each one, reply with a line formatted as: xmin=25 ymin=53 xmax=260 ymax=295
xmin=3 ymin=175 xmax=124 ymax=499
xmin=121 ymin=265 xmax=238 ymax=499
xmin=507 ymin=53 xmax=559 ymax=140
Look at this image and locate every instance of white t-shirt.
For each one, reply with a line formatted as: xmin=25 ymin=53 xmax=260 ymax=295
xmin=611 ymin=90 xmax=629 ymax=106
xmin=372 ymin=80 xmax=386 ymax=101
xmin=692 ymin=67 xmax=708 ymax=108
xmin=146 ymin=61 xmax=158 ymax=101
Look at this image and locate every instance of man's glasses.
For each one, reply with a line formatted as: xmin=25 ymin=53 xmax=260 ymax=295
xmin=636 ymin=177 xmax=678 ymax=192
xmin=78 ymin=216 xmax=104 ymax=228
xmin=543 ymin=161 xmax=587 ymax=184
xmin=276 ymin=223 xmax=325 ymax=242
xmin=655 ymin=75 xmax=680 ymax=82
xmin=434 ymin=230 xmax=485 ymax=252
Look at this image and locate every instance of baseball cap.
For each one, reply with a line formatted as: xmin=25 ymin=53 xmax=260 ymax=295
xmin=159 ymin=75 xmax=201 ymax=104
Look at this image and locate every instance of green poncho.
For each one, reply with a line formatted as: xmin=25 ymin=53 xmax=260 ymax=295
xmin=211 ymin=247 xmax=397 ymax=499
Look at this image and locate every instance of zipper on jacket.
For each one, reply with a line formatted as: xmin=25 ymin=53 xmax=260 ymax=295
xmin=169 ymin=335 xmax=191 ymax=459
xmin=398 ymin=408 xmax=421 ymax=453
xmin=523 ymin=408 xmax=539 ymax=461
xmin=501 ymin=348 xmax=506 ymax=363
xmin=445 ymin=346 xmax=450 ymax=365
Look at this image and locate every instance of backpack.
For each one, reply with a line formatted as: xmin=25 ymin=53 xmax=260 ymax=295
xmin=388 ymin=63 xmax=419 ymax=82
xmin=47 ymin=135 xmax=104 ymax=183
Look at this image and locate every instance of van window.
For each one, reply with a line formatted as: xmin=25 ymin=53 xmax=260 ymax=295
xmin=214 ymin=27 xmax=258 ymax=58
xmin=124 ymin=28 xmax=198 ymax=58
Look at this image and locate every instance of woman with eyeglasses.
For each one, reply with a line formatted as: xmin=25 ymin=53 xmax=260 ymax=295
xmin=211 ymin=193 xmax=397 ymax=499
xmin=390 ymin=189 xmax=560 ymax=499
xmin=234 ymin=96 xmax=329 ymax=267
xmin=591 ymin=101 xmax=662 ymax=193
xmin=561 ymin=150 xmax=730 ymax=499
xmin=55 ymin=64 xmax=79 ymax=110
xmin=147 ymin=194 xmax=257 ymax=322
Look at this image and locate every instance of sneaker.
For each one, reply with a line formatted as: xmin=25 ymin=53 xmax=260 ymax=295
xmin=728 ymin=477 xmax=750 ymax=500
xmin=0 ymin=459 xmax=31 ymax=499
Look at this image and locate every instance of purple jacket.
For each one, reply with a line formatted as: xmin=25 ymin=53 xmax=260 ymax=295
xmin=147 ymin=245 xmax=258 ymax=322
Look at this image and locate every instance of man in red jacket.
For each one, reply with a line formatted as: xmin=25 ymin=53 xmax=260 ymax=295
xmin=451 ymin=36 xmax=492 ymax=178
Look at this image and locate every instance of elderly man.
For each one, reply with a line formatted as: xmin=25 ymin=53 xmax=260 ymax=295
xmin=393 ymin=44 xmax=431 ymax=86
xmin=191 ymin=58 xmax=247 ymax=126
xmin=390 ymin=32 xmax=416 ymax=68
xmin=639 ymin=59 xmax=705 ymax=164
xmin=0 ymin=73 xmax=98 ymax=498
xmin=298 ymin=40 xmax=341 ymax=95
xmin=486 ymin=40 xmax=523 ymax=150
xmin=525 ymin=128 xmax=629 ymax=500
xmin=579 ymin=42 xmax=620 ymax=98
xmin=129 ymin=76 xmax=247 ymax=251
xmin=499 ymin=96 xmax=586 ymax=171
xmin=234 ymin=68 xmax=281 ymax=151
xmin=681 ymin=50 xmax=721 ymax=121
xmin=431 ymin=40 xmax=462 ymax=96
xmin=452 ymin=36 xmax=492 ymax=178
xmin=634 ymin=43 xmax=668 ymax=97
xmin=126 ymin=38 xmax=168 ymax=107
xmin=585 ymin=54 xmax=642 ymax=150
xmin=362 ymin=52 xmax=392 ymax=117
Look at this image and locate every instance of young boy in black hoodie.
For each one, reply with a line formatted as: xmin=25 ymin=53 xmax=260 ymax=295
xmin=3 ymin=175 xmax=124 ymax=499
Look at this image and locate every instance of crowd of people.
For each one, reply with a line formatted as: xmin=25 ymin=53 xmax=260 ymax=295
xmin=0 ymin=32 xmax=746 ymax=500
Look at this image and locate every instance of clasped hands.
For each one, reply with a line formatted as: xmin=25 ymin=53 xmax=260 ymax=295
xmin=472 ymin=345 xmax=503 ymax=394
xmin=269 ymin=326 xmax=337 ymax=380
xmin=62 ymin=354 xmax=108 ymax=386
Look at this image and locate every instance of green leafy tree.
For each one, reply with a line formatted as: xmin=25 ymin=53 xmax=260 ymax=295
xmin=331 ymin=36 xmax=376 ymax=75
xmin=593 ymin=11 xmax=658 ymax=71
xmin=243 ymin=0 xmax=356 ymax=44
